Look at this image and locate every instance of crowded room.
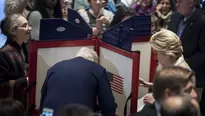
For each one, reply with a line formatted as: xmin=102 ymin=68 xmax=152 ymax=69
xmin=0 ymin=0 xmax=205 ymax=116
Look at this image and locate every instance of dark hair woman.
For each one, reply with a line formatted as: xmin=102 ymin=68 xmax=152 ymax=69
xmin=28 ymin=0 xmax=63 ymax=40
xmin=153 ymin=0 xmax=175 ymax=29
xmin=110 ymin=5 xmax=134 ymax=27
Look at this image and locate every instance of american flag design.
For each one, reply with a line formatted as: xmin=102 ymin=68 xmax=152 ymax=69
xmin=107 ymin=72 xmax=124 ymax=95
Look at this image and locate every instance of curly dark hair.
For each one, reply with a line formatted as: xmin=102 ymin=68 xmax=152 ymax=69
xmin=110 ymin=5 xmax=134 ymax=27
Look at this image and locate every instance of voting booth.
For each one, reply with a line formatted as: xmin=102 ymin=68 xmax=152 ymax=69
xmin=102 ymin=16 xmax=151 ymax=51
xmin=98 ymin=40 xmax=140 ymax=116
xmin=132 ymin=36 xmax=157 ymax=98
xmin=29 ymin=14 xmax=97 ymax=115
xmin=28 ymin=39 xmax=96 ymax=114
xmin=39 ymin=9 xmax=92 ymax=41
xmin=28 ymin=39 xmax=140 ymax=116
xmin=101 ymin=15 xmax=157 ymax=113
xmin=28 ymin=15 xmax=141 ymax=115
xmin=102 ymin=16 xmax=156 ymax=99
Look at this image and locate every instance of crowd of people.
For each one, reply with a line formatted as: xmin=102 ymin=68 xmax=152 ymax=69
xmin=0 ymin=0 xmax=205 ymax=116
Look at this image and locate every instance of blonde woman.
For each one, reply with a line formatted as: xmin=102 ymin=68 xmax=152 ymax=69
xmin=139 ymin=29 xmax=196 ymax=104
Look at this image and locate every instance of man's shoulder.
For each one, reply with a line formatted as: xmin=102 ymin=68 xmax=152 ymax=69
xmin=134 ymin=104 xmax=157 ymax=116
xmin=171 ymin=12 xmax=182 ymax=19
xmin=194 ymin=10 xmax=205 ymax=24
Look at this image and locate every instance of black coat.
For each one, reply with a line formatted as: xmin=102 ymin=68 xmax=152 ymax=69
xmin=40 ymin=57 xmax=116 ymax=116
xmin=168 ymin=10 xmax=205 ymax=88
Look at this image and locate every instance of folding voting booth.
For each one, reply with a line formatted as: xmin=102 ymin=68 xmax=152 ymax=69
xmin=102 ymin=16 xmax=151 ymax=51
xmin=39 ymin=9 xmax=92 ymax=41
xmin=97 ymin=40 xmax=140 ymax=116
xmin=102 ymin=15 xmax=156 ymax=99
xmin=28 ymin=40 xmax=96 ymax=115
xmin=132 ymin=36 xmax=157 ymax=98
xmin=28 ymin=39 xmax=140 ymax=116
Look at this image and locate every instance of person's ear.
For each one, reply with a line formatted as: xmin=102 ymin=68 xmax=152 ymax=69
xmin=164 ymin=89 xmax=174 ymax=98
xmin=10 ymin=28 xmax=17 ymax=36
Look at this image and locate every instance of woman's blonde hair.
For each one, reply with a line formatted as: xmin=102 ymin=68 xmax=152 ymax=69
xmin=149 ymin=29 xmax=183 ymax=60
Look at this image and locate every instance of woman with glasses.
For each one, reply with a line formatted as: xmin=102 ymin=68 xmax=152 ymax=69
xmin=0 ymin=14 xmax=31 ymax=103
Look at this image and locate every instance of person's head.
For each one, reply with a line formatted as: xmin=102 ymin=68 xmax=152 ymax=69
xmin=110 ymin=5 xmax=134 ymax=27
xmin=0 ymin=99 xmax=25 ymax=116
xmin=4 ymin=0 xmax=29 ymax=16
xmin=44 ymin=0 xmax=58 ymax=9
xmin=0 ymin=14 xmax=31 ymax=44
xmin=153 ymin=66 xmax=197 ymax=103
xmin=88 ymin=0 xmax=103 ymax=12
xmin=34 ymin=0 xmax=62 ymax=18
xmin=161 ymin=95 xmax=200 ymax=116
xmin=149 ymin=29 xmax=183 ymax=66
xmin=151 ymin=15 xmax=160 ymax=34
xmin=141 ymin=0 xmax=153 ymax=8
xmin=76 ymin=47 xmax=98 ymax=63
xmin=58 ymin=104 xmax=93 ymax=116
xmin=158 ymin=0 xmax=174 ymax=15
xmin=176 ymin=0 xmax=196 ymax=17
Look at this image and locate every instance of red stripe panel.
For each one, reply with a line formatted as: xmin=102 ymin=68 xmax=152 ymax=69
xmin=110 ymin=74 xmax=124 ymax=95
xmin=111 ymin=85 xmax=123 ymax=94
xmin=111 ymin=78 xmax=123 ymax=85
xmin=111 ymin=78 xmax=123 ymax=84
xmin=110 ymin=83 xmax=123 ymax=90
xmin=113 ymin=75 xmax=123 ymax=79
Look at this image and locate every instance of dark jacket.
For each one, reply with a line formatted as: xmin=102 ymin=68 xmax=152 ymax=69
xmin=130 ymin=103 xmax=157 ymax=116
xmin=168 ymin=10 xmax=205 ymax=88
xmin=0 ymin=40 xmax=27 ymax=103
xmin=40 ymin=57 xmax=116 ymax=116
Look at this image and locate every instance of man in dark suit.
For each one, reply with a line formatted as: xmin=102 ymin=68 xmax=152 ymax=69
xmin=131 ymin=66 xmax=198 ymax=116
xmin=168 ymin=0 xmax=205 ymax=114
xmin=40 ymin=47 xmax=116 ymax=116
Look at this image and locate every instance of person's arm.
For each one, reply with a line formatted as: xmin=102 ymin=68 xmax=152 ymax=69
xmin=139 ymin=78 xmax=153 ymax=88
xmin=0 ymin=52 xmax=27 ymax=89
xmin=186 ymin=24 xmax=205 ymax=70
xmin=97 ymin=69 xmax=116 ymax=116
xmin=28 ymin=11 xmax=42 ymax=40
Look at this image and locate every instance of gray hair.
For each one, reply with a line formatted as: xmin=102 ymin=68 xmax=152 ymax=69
xmin=0 ymin=14 xmax=23 ymax=37
xmin=76 ymin=47 xmax=98 ymax=63
xmin=4 ymin=0 xmax=29 ymax=16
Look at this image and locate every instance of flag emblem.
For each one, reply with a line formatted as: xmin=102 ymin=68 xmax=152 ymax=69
xmin=107 ymin=72 xmax=124 ymax=95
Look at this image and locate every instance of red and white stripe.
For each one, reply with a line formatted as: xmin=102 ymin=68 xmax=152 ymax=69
xmin=110 ymin=75 xmax=123 ymax=95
